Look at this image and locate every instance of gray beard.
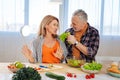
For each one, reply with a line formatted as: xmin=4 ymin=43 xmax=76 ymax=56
xmin=73 ymin=28 xmax=81 ymax=32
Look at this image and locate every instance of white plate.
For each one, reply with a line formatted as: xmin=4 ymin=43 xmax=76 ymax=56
xmin=107 ymin=68 xmax=120 ymax=78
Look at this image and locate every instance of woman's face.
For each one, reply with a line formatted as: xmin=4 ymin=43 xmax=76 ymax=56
xmin=46 ymin=20 xmax=59 ymax=35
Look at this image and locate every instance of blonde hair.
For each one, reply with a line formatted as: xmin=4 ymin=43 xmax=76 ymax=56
xmin=38 ymin=15 xmax=59 ymax=36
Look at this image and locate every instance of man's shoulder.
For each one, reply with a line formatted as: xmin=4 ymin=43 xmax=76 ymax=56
xmin=65 ymin=28 xmax=73 ymax=32
xmin=88 ymin=26 xmax=99 ymax=33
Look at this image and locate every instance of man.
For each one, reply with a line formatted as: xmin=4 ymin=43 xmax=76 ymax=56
xmin=65 ymin=9 xmax=99 ymax=62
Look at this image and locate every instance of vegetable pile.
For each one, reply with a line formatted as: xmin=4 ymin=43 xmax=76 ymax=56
xmin=12 ymin=67 xmax=41 ymax=80
xmin=7 ymin=61 xmax=25 ymax=73
xmin=8 ymin=61 xmax=24 ymax=69
xmin=83 ymin=61 xmax=102 ymax=71
xmin=59 ymin=32 xmax=70 ymax=42
xmin=67 ymin=59 xmax=85 ymax=67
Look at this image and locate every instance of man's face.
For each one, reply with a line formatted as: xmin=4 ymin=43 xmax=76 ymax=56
xmin=71 ymin=16 xmax=85 ymax=31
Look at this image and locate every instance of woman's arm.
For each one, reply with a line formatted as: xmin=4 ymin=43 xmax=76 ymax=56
xmin=22 ymin=45 xmax=35 ymax=63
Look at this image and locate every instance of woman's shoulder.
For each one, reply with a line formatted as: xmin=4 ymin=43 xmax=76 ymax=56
xmin=32 ymin=36 xmax=43 ymax=44
xmin=56 ymin=37 xmax=66 ymax=47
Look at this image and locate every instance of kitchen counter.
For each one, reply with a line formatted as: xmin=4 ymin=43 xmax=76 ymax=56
xmin=0 ymin=62 xmax=119 ymax=80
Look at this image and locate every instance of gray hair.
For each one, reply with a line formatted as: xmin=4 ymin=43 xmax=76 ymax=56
xmin=73 ymin=9 xmax=88 ymax=22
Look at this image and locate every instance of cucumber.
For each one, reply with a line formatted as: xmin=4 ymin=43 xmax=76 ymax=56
xmin=45 ymin=72 xmax=65 ymax=80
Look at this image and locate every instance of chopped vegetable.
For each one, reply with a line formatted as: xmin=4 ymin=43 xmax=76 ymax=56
xmin=67 ymin=59 xmax=85 ymax=67
xmin=83 ymin=61 xmax=102 ymax=70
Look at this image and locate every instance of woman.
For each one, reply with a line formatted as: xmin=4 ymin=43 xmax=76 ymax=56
xmin=22 ymin=15 xmax=68 ymax=63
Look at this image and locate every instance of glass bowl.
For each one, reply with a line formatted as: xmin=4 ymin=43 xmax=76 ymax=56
xmin=81 ymin=62 xmax=102 ymax=74
xmin=7 ymin=64 xmax=19 ymax=73
xmin=7 ymin=64 xmax=25 ymax=73
xmin=66 ymin=57 xmax=85 ymax=67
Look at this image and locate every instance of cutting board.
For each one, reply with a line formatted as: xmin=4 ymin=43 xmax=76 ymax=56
xmin=36 ymin=65 xmax=63 ymax=72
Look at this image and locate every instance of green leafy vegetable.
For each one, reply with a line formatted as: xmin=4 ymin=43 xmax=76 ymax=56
xmin=83 ymin=61 xmax=102 ymax=71
xmin=12 ymin=67 xmax=41 ymax=80
xmin=59 ymin=32 xmax=70 ymax=42
xmin=67 ymin=59 xmax=85 ymax=67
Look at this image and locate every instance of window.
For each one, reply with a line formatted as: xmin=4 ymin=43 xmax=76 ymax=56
xmin=67 ymin=0 xmax=120 ymax=36
xmin=1 ymin=0 xmax=119 ymax=36
xmin=0 ymin=0 xmax=24 ymax=32
xmin=103 ymin=0 xmax=120 ymax=35
xmin=29 ymin=0 xmax=60 ymax=33
xmin=0 ymin=0 xmax=60 ymax=33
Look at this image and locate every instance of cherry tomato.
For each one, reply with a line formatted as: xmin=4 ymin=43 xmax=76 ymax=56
xmin=90 ymin=73 xmax=95 ymax=78
xmin=74 ymin=74 xmax=77 ymax=78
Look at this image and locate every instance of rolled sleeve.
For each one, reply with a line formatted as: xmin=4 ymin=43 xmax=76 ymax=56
xmin=87 ymin=30 xmax=99 ymax=59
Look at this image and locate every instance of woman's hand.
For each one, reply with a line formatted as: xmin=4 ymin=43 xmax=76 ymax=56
xmin=53 ymin=47 xmax=64 ymax=60
xmin=22 ymin=45 xmax=32 ymax=59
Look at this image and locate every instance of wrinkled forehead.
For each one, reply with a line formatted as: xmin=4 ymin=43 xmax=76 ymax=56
xmin=72 ymin=16 xmax=80 ymax=23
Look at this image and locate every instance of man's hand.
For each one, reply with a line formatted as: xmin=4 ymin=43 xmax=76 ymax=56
xmin=67 ymin=35 xmax=77 ymax=45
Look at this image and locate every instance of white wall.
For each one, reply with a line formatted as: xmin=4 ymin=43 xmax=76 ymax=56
xmin=0 ymin=32 xmax=120 ymax=62
xmin=97 ymin=36 xmax=120 ymax=57
xmin=0 ymin=32 xmax=35 ymax=62
xmin=96 ymin=36 xmax=120 ymax=62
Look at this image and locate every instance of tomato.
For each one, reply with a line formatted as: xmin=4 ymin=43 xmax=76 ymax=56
xmin=8 ymin=65 xmax=11 ymax=68
xmin=74 ymin=74 xmax=77 ymax=78
xmin=34 ymin=67 xmax=41 ymax=70
xmin=85 ymin=74 xmax=95 ymax=79
xmin=85 ymin=75 xmax=91 ymax=79
xmin=66 ymin=72 xmax=77 ymax=78
xmin=67 ymin=73 xmax=72 ymax=77
xmin=90 ymin=73 xmax=95 ymax=78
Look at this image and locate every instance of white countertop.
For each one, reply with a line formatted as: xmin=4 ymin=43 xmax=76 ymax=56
xmin=0 ymin=62 xmax=120 ymax=80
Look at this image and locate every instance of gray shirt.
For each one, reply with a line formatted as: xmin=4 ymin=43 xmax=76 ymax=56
xmin=32 ymin=36 xmax=68 ymax=63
